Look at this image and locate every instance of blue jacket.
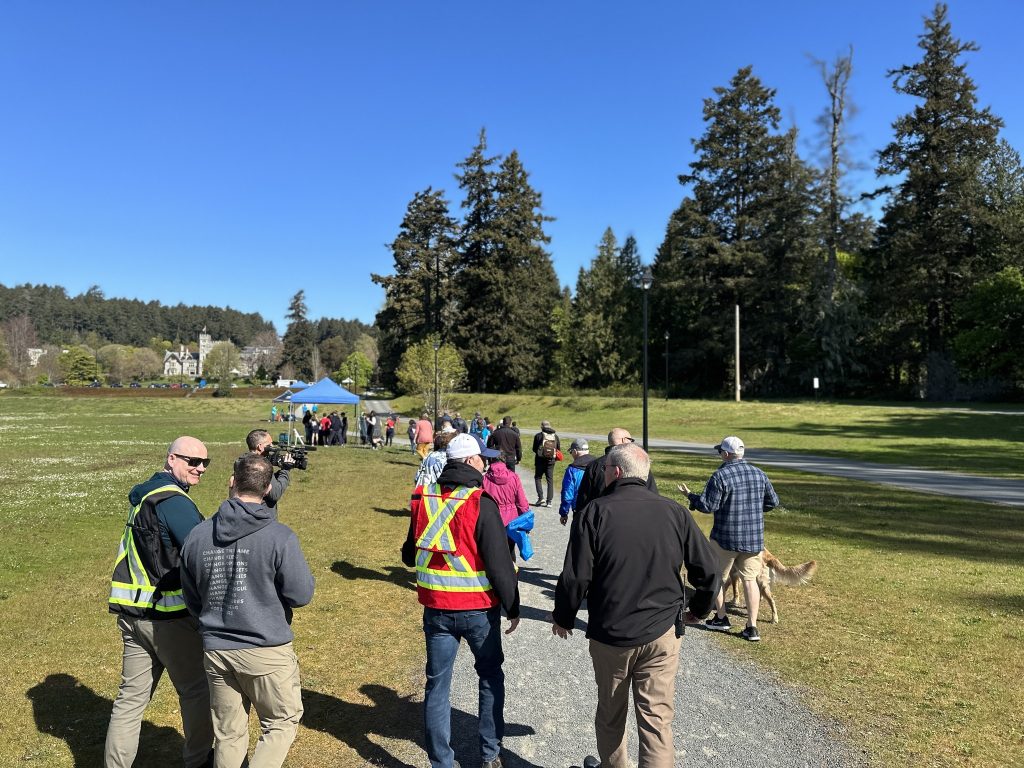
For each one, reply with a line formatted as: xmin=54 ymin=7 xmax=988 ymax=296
xmin=559 ymin=453 xmax=596 ymax=516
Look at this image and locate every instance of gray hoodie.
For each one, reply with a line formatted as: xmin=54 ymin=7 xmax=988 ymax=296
xmin=180 ymin=498 xmax=315 ymax=651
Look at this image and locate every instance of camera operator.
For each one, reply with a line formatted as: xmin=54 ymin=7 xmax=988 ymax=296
xmin=246 ymin=429 xmax=293 ymax=508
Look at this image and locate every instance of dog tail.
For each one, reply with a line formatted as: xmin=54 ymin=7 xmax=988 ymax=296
xmin=764 ymin=550 xmax=817 ymax=586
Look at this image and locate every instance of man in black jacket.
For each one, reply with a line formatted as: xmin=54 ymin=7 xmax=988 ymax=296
xmin=552 ymin=443 xmax=719 ymax=768
xmin=574 ymin=428 xmax=657 ymax=512
xmin=487 ymin=416 xmax=522 ymax=472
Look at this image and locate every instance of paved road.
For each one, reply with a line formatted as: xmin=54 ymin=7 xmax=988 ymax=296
xmin=557 ymin=432 xmax=1024 ymax=508
xmin=443 ymin=463 xmax=867 ymax=768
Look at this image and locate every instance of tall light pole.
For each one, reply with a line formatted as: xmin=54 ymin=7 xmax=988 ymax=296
xmin=641 ymin=267 xmax=654 ymax=451
xmin=664 ymin=330 xmax=670 ymax=400
xmin=433 ymin=340 xmax=441 ymax=428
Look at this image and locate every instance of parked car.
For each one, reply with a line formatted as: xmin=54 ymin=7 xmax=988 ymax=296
xmin=129 ymin=382 xmax=141 ymax=388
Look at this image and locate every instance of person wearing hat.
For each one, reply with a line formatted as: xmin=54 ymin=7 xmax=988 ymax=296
xmin=679 ymin=435 xmax=779 ymax=642
xmin=531 ymin=420 xmax=561 ymax=507
xmin=402 ymin=432 xmax=521 ymax=768
xmin=557 ymin=438 xmax=596 ymax=526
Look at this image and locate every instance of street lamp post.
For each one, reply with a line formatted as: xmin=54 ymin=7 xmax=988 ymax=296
xmin=433 ymin=341 xmax=441 ymax=428
xmin=664 ymin=330 xmax=670 ymax=400
xmin=641 ymin=267 xmax=654 ymax=451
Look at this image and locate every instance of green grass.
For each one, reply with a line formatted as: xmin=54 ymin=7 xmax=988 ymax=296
xmin=392 ymin=393 xmax=1024 ymax=478
xmin=3 ymin=392 xmax=1023 ymax=767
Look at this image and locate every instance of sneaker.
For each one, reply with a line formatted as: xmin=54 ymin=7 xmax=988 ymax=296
xmin=740 ymin=625 xmax=760 ymax=642
xmin=583 ymin=757 xmax=601 ymax=768
xmin=705 ymin=615 xmax=731 ymax=632
xmin=535 ymin=498 xmax=544 ymax=506
xmin=544 ymin=500 xmax=552 ymax=507
xmin=482 ymin=758 xmax=503 ymax=768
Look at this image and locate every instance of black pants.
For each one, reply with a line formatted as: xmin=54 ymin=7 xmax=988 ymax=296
xmin=534 ymin=459 xmax=554 ymax=502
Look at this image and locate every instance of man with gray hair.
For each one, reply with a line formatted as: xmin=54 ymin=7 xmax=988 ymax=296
xmin=574 ymin=427 xmax=657 ymax=512
xmin=680 ymin=435 xmax=779 ymax=642
xmin=553 ymin=443 xmax=720 ymax=768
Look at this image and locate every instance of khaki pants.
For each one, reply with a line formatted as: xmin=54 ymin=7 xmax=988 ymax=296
xmin=416 ymin=442 xmax=432 ymax=460
xmin=104 ymin=614 xmax=213 ymax=768
xmin=588 ymin=625 xmax=682 ymax=768
xmin=204 ymin=644 xmax=303 ymax=768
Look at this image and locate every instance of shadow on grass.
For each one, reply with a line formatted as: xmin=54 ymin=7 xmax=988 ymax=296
xmin=331 ymin=559 xmax=415 ymax=590
xmin=972 ymin=591 xmax=1024 ymax=615
xmin=302 ymin=684 xmax=540 ymax=768
xmin=374 ymin=506 xmax=412 ymax=518
xmin=26 ymin=673 xmax=184 ymax=767
xmin=769 ymin=474 xmax=1024 ymax=565
xmin=754 ymin=410 xmax=1024 ymax=475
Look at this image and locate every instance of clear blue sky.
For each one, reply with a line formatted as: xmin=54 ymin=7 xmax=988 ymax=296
xmin=1 ymin=1 xmax=1021 ymax=336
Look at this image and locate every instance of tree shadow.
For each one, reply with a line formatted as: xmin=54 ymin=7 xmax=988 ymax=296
xmin=302 ymin=684 xmax=541 ymax=768
xmin=331 ymin=559 xmax=415 ymax=590
xmin=26 ymin=673 xmax=184 ymax=767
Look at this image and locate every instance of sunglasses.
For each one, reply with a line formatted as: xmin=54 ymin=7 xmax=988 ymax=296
xmin=173 ymin=453 xmax=211 ymax=468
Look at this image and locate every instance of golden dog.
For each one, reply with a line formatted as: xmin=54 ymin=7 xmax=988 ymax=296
xmin=724 ymin=549 xmax=817 ymax=624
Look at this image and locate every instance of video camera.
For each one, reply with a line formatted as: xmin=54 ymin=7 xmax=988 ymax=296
xmin=265 ymin=444 xmax=310 ymax=471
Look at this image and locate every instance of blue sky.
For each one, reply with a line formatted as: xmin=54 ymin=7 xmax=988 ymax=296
xmin=1 ymin=1 xmax=1021 ymax=335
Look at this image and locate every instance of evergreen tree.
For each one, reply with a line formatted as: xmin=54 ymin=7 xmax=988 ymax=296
xmin=280 ymin=291 xmax=316 ymax=380
xmin=372 ymin=187 xmax=459 ymax=387
xmin=867 ymin=3 xmax=1007 ymax=398
xmin=655 ymin=67 xmax=818 ymax=395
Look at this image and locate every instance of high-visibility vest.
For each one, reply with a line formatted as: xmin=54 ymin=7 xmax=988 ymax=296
xmin=108 ymin=484 xmax=193 ymax=618
xmin=411 ymin=484 xmax=497 ymax=611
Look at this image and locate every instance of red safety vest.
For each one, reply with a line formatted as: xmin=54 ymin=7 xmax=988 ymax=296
xmin=411 ymin=484 xmax=497 ymax=611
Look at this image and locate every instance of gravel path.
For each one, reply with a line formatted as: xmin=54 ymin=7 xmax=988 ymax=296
xmin=441 ymin=464 xmax=868 ymax=768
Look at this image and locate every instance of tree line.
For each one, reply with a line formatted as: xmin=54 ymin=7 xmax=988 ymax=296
xmin=374 ymin=4 xmax=1024 ymax=400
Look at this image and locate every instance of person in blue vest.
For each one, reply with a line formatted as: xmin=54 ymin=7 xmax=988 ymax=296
xmin=104 ymin=436 xmax=214 ymax=768
xmin=402 ymin=433 xmax=520 ymax=768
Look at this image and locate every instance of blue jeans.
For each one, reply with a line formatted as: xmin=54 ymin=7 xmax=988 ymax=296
xmin=423 ymin=606 xmax=505 ymax=768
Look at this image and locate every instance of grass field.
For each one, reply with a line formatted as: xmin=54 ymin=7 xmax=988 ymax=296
xmin=2 ymin=392 xmax=1022 ymax=767
xmin=391 ymin=394 xmax=1024 ymax=478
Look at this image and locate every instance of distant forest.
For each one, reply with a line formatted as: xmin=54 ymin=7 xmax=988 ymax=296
xmin=0 ymin=283 xmax=276 ymax=346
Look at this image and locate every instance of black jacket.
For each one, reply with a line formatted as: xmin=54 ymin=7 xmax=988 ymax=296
xmin=488 ymin=426 xmax=522 ymax=464
xmin=575 ymin=447 xmax=657 ymax=511
xmin=553 ymin=477 xmax=720 ymax=646
xmin=402 ymin=459 xmax=520 ymax=620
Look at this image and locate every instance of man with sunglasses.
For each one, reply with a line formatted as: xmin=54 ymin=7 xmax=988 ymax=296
xmin=574 ymin=428 xmax=658 ymax=516
xmin=104 ymin=436 xmax=214 ymax=768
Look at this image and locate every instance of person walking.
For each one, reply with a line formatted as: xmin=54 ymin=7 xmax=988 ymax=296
xmin=408 ymin=418 xmax=418 ymax=452
xmin=531 ymin=421 xmax=561 ymax=507
xmin=104 ymin=437 xmax=214 ymax=768
xmin=415 ymin=412 xmax=435 ymax=459
xmin=487 ymin=416 xmax=522 ymax=473
xmin=558 ymin=438 xmax=596 ymax=526
xmin=679 ymin=435 xmax=779 ymax=642
xmin=180 ymin=453 xmax=315 ymax=768
xmin=402 ymin=433 xmax=520 ymax=768
xmin=575 ymin=428 xmax=657 ymax=512
xmin=385 ymin=414 xmax=396 ymax=446
xmin=483 ymin=454 xmax=531 ymax=557
xmin=552 ymin=442 xmax=720 ymax=768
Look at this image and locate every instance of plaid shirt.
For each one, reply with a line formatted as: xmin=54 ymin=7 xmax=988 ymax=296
xmin=689 ymin=459 xmax=778 ymax=552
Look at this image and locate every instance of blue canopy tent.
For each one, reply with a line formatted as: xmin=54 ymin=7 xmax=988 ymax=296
xmin=286 ymin=377 xmax=360 ymax=445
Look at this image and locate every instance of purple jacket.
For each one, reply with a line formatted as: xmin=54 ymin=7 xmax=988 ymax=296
xmin=483 ymin=462 xmax=530 ymax=526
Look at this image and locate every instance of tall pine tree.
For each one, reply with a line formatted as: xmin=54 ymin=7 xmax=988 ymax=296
xmin=281 ymin=290 xmax=316 ymax=380
xmin=867 ymin=3 xmax=1006 ymax=398
xmin=372 ymin=187 xmax=459 ymax=389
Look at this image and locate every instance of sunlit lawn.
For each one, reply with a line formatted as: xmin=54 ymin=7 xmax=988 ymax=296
xmin=2 ymin=392 xmax=1022 ymax=767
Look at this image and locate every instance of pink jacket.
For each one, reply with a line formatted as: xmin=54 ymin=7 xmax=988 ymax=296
xmin=483 ymin=462 xmax=529 ymax=526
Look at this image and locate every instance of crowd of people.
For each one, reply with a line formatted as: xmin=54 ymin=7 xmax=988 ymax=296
xmin=103 ymin=405 xmax=780 ymax=768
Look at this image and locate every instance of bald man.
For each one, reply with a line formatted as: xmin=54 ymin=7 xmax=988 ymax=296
xmin=574 ymin=428 xmax=658 ymax=514
xmin=104 ymin=437 xmax=214 ymax=768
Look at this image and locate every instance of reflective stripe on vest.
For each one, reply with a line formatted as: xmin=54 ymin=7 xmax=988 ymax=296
xmin=108 ymin=484 xmax=188 ymax=612
xmin=414 ymin=485 xmax=491 ymax=594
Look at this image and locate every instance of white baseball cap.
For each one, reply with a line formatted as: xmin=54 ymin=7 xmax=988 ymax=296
xmin=447 ymin=433 xmax=500 ymax=460
xmin=714 ymin=436 xmax=745 ymax=457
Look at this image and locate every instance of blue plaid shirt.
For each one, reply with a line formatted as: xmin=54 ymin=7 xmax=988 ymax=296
xmin=688 ymin=459 xmax=778 ymax=552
